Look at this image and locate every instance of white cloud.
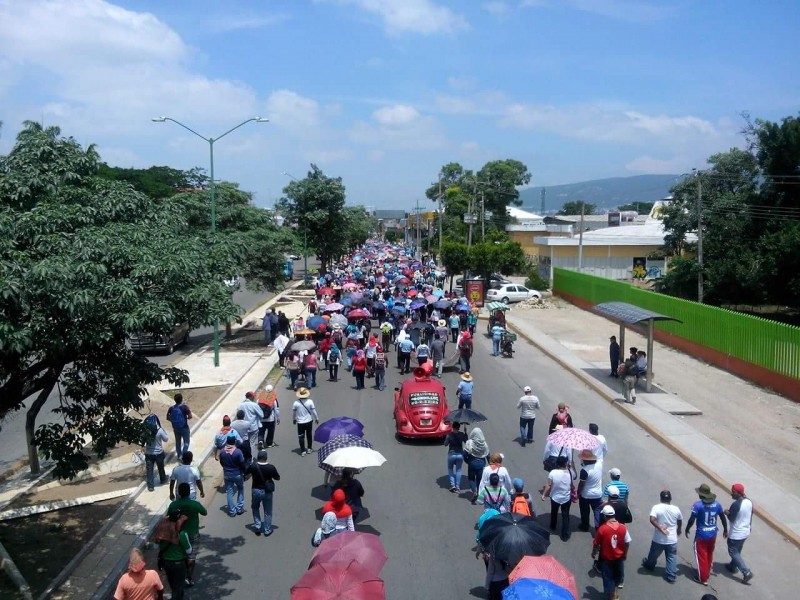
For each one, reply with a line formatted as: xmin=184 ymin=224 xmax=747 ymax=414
xmin=372 ymin=104 xmax=420 ymax=126
xmin=265 ymin=90 xmax=322 ymax=130
xmin=212 ymin=13 xmax=289 ymax=33
xmin=482 ymin=1 xmax=512 ymax=19
xmin=305 ymin=148 xmax=353 ymax=163
xmin=317 ymin=0 xmax=468 ymax=35
xmin=435 ymin=95 xmax=478 ymax=115
xmin=625 ymin=155 xmax=689 ymax=174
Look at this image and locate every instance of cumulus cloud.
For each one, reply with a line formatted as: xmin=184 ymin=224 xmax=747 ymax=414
xmin=317 ymin=0 xmax=468 ymax=35
xmin=349 ymin=104 xmax=446 ymax=150
xmin=266 ymin=90 xmax=322 ymax=130
xmin=624 ymin=155 xmax=691 ymax=174
xmin=482 ymin=1 xmax=513 ymax=19
xmin=372 ymin=104 xmax=420 ymax=126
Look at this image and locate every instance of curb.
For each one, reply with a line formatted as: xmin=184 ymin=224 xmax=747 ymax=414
xmin=504 ymin=317 xmax=800 ymax=551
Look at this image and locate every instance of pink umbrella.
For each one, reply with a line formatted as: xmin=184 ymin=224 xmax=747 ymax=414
xmin=347 ymin=309 xmax=371 ymax=319
xmin=291 ymin=560 xmax=385 ymax=600
xmin=342 ymin=282 xmax=358 ymax=290
xmin=309 ymin=532 xmax=388 ymax=574
xmin=546 ymin=428 xmax=599 ymax=450
xmin=509 ymin=555 xmax=579 ymax=599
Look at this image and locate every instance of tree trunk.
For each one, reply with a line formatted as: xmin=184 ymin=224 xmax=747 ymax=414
xmin=26 ymin=379 xmax=59 ymax=474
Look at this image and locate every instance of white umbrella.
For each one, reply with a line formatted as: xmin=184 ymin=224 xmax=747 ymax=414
xmin=323 ymin=447 xmax=387 ymax=469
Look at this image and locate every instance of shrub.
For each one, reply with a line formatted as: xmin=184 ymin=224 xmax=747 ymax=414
xmin=525 ymin=269 xmax=550 ymax=291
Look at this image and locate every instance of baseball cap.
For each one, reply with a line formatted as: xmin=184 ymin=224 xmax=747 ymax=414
xmin=245 ymin=391 xmax=256 ymax=399
xmin=607 ymin=485 xmax=620 ymax=497
xmin=512 ymin=478 xmax=524 ymax=490
xmin=601 ymin=505 xmax=616 ymax=516
xmin=660 ymin=490 xmax=672 ymax=502
xmin=523 ymin=386 xmax=532 ymax=393
xmin=732 ymin=483 xmax=745 ymax=495
xmin=265 ymin=384 xmax=274 ymax=392
xmin=609 ymin=467 xmax=622 ymax=478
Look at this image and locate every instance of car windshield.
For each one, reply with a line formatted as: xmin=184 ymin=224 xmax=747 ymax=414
xmin=408 ymin=391 xmax=440 ymax=406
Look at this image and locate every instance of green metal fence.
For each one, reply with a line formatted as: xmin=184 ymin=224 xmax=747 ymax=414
xmin=553 ymin=268 xmax=800 ymax=380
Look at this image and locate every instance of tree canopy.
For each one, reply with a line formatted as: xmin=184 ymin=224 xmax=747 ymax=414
xmin=558 ymin=201 xmax=596 ymax=215
xmin=0 ymin=122 xmax=242 ymax=478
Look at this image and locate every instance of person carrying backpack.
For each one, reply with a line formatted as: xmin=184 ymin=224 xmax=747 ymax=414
xmin=166 ymin=394 xmax=192 ymax=459
xmin=510 ymin=478 xmax=536 ymax=517
xmin=257 ymin=385 xmax=280 ymax=449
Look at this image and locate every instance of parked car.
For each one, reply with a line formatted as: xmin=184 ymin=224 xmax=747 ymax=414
xmin=289 ymin=253 xmax=301 ymax=260
xmin=130 ymin=323 xmax=190 ymax=354
xmin=455 ymin=273 xmax=511 ymax=288
xmin=393 ymin=363 xmax=452 ymax=440
xmin=485 ymin=283 xmax=541 ymax=304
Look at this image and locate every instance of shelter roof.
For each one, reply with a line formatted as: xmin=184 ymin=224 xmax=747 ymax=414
xmin=594 ymin=301 xmax=682 ymax=325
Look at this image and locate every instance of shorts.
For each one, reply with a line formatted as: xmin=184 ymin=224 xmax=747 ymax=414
xmin=187 ymin=533 xmax=199 ymax=560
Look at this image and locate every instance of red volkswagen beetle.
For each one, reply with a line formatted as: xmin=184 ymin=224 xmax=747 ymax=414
xmin=393 ymin=363 xmax=452 ymax=439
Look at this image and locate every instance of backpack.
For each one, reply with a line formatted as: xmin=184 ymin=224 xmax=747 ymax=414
xmin=511 ymin=494 xmax=532 ymax=516
xmin=167 ymin=404 xmax=187 ymax=429
xmin=258 ymin=401 xmax=273 ymax=420
xmin=153 ymin=515 xmax=187 ymax=545
xmin=374 ymin=353 xmax=386 ymax=369
xmin=458 ymin=340 xmax=471 ymax=356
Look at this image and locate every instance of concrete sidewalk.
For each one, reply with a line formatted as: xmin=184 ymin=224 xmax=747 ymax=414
xmin=505 ymin=299 xmax=800 ymax=549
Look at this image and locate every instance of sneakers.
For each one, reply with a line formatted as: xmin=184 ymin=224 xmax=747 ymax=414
xmin=449 ymin=486 xmax=459 ymax=494
xmin=264 ymin=529 xmax=273 ymax=536
xmin=526 ymin=439 xmax=534 ymax=444
xmin=742 ymin=572 xmax=753 ymax=584
xmin=236 ymin=508 xmax=245 ymax=515
xmin=185 ymin=579 xmax=194 ymax=588
xmin=255 ymin=529 xmax=262 ymax=536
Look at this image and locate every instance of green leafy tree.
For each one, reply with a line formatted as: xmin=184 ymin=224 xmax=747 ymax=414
xmin=276 ymin=164 xmax=347 ymax=273
xmin=468 ymin=240 xmax=526 ymax=280
xmin=0 ymin=122 xmax=239 ymax=477
xmin=342 ymin=206 xmax=376 ymax=253
xmin=384 ymin=230 xmax=402 ymax=243
xmin=653 ymin=256 xmax=700 ymax=300
xmin=440 ymin=241 xmax=470 ymax=291
xmin=558 ymin=201 xmax=596 ymax=215
xmin=476 ymin=159 xmax=531 ymax=230
xmin=617 ymin=201 xmax=654 ymax=214
xmin=96 ymin=164 xmax=201 ymax=199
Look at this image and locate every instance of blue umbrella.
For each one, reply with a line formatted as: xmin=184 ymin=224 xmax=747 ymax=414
xmin=433 ymin=289 xmax=445 ymax=297
xmin=307 ymin=316 xmax=325 ymax=329
xmin=314 ymin=417 xmax=365 ymax=444
xmin=455 ymin=304 xmax=471 ymax=312
xmin=373 ymin=301 xmax=386 ymax=309
xmin=339 ymin=296 xmax=354 ymax=306
xmin=502 ymin=579 xmax=575 ymax=600
xmin=391 ymin=305 xmax=407 ymax=314
xmin=433 ymin=300 xmax=452 ymax=309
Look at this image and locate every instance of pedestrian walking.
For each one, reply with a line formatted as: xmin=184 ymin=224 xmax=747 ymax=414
xmin=724 ymin=482 xmax=753 ymax=583
xmin=246 ymin=449 xmax=280 ymax=536
xmin=321 ymin=489 xmax=355 ymax=532
xmin=278 ymin=311 xmax=290 ymax=336
xmin=458 ymin=331 xmax=473 ymax=373
xmin=257 ymin=385 xmax=280 ymax=449
xmin=601 ymin=486 xmax=633 ymax=524
xmin=510 ymin=478 xmax=535 ymax=517
xmin=169 ymin=451 xmax=204 ymax=501
xmin=213 ymin=415 xmax=243 ymax=461
xmin=685 ymin=483 xmax=728 ymax=587
xmin=397 ymin=335 xmax=415 ymax=374
xmin=230 ymin=409 xmax=252 ymax=464
xmin=333 ymin=467 xmax=365 ymax=522
xmin=237 ymin=391 xmax=264 ymax=461
xmin=285 ymin=352 xmax=302 ymax=390
xmin=642 ymin=489 xmax=682 ymax=583
xmin=490 ymin=322 xmax=504 ymax=356
xmin=478 ymin=472 xmax=511 ymax=513
xmin=166 ymin=393 xmax=192 ymax=459
xmin=589 ymin=423 xmax=608 ymax=464
xmin=274 ymin=331 xmax=289 ymax=368
xmin=373 ymin=346 xmax=386 ymax=391
xmin=577 ymin=450 xmax=604 ymax=532
xmin=541 ymin=455 xmax=573 ymax=541
xmin=542 ymin=428 xmax=573 ymax=473
xmin=167 ymin=482 xmax=207 ymax=587
xmin=327 ymin=342 xmax=342 ymax=381
xmin=158 ymin=508 xmax=192 ymax=600
xmin=292 ymin=387 xmax=319 ymax=456
xmin=456 ymin=372 xmax=474 ymax=409
xmin=479 ymin=452 xmax=512 ymax=494
xmin=619 ymin=354 xmax=638 ymax=404
xmin=444 ymin=422 xmax=468 ymax=493
xmin=592 ymin=504 xmax=631 ymax=600
xmin=113 ymin=548 xmax=164 ymax=600
xmin=352 ymin=349 xmax=367 ymax=390
xmin=604 ymin=468 xmax=630 ymax=502
xmin=548 ymin=402 xmax=573 ymax=434
xmin=516 ymin=386 xmax=539 ymax=446
xmin=303 ymin=350 xmax=318 ymax=388
xmin=467 ymin=311 xmax=477 ymax=336
xmin=609 ymin=335 xmax=620 ymax=377
xmin=431 ymin=333 xmax=445 ymax=378
xmin=142 ymin=414 xmax=169 ymax=492
xmin=269 ymin=308 xmax=279 ymax=341
xmin=435 ymin=319 xmax=449 ymax=347
xmin=262 ymin=310 xmax=272 ymax=346
xmin=449 ymin=313 xmax=460 ymax=343
xmin=464 ymin=427 xmax=490 ymax=504
xmin=219 ymin=435 xmax=247 ymax=517
xmin=312 ymin=512 xmax=343 ymax=547
xmin=380 ymin=320 xmax=394 ymax=350
xmin=415 ymin=340 xmax=430 ymax=365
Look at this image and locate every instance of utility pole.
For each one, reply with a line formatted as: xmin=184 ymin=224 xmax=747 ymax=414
xmin=468 ymin=178 xmax=476 ymax=247
xmin=540 ymin=188 xmax=546 ymax=215
xmin=695 ymin=169 xmax=704 ymax=303
xmin=577 ymin=202 xmax=585 ymax=272
xmin=438 ymin=179 xmax=443 ymax=259
xmin=480 ymin=192 xmax=485 ymax=240
xmin=414 ymin=199 xmax=423 ymax=260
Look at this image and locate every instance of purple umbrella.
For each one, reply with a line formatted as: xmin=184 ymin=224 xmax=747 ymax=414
xmin=410 ymin=301 xmax=426 ymax=310
xmin=455 ymin=304 xmax=471 ymax=312
xmin=324 ymin=302 xmax=344 ymax=312
xmin=314 ymin=417 xmax=365 ymax=444
xmin=433 ymin=300 xmax=452 ymax=309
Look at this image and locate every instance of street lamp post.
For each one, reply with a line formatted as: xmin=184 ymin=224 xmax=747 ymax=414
xmin=152 ymin=116 xmax=268 ymax=367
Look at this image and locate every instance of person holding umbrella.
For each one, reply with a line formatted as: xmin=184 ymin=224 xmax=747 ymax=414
xmin=332 ymin=467 xmax=365 ymax=522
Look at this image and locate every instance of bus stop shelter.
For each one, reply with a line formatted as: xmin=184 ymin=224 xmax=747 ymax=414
xmin=594 ymin=301 xmax=682 ymax=392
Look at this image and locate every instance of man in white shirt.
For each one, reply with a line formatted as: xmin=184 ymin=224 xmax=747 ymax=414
xmin=516 ymin=386 xmax=540 ymax=446
xmin=589 ymin=423 xmax=608 ymax=464
xmin=725 ymin=482 xmax=753 ymax=583
xmin=168 ymin=451 xmax=204 ymax=501
xmin=292 ymin=387 xmax=320 ymax=456
xmin=237 ymin=392 xmax=264 ymax=461
xmin=641 ymin=490 xmax=683 ymax=583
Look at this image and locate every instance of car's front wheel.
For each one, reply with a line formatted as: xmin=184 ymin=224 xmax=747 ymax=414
xmin=502 ymin=297 xmax=510 ymax=304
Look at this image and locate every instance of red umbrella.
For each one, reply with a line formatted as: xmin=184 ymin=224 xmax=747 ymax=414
xmin=508 ymin=556 xmax=579 ymax=599
xmin=347 ymin=308 xmax=371 ymax=319
xmin=318 ymin=287 xmax=335 ymax=296
xmin=406 ymin=289 xmax=418 ymax=297
xmin=290 ymin=560 xmax=385 ymax=600
xmin=309 ymin=532 xmax=388 ymax=574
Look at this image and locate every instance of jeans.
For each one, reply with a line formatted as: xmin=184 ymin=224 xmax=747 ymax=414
xmin=492 ymin=338 xmax=501 ymax=355
xmin=251 ymin=488 xmax=274 ymax=533
xmin=346 ymin=348 xmax=356 ymax=369
xmin=579 ymin=496 xmax=603 ymax=530
xmin=451 ymin=328 xmax=459 ymax=343
xmin=643 ymin=541 xmax=678 ymax=581
xmin=459 ymin=355 xmax=470 ymax=372
xmin=727 ymin=537 xmax=751 ymax=576
xmin=144 ymin=452 xmax=166 ymax=489
xmin=458 ymin=396 xmax=472 ymax=410
xmin=173 ymin=426 xmax=190 ymax=458
xmin=466 ymin=456 xmax=487 ymax=495
xmin=289 ymin=370 xmax=299 ymax=389
xmin=247 ymin=430 xmax=259 ymax=462
xmin=224 ymin=474 xmax=245 ymax=516
xmin=447 ymin=452 xmax=464 ymax=489
xmin=599 ymin=558 xmax=624 ymax=598
xmin=259 ymin=420 xmax=276 ymax=447
xmin=519 ymin=417 xmax=535 ymax=442
xmin=354 ymin=370 xmax=365 ymax=389
xmin=375 ymin=369 xmax=385 ymax=390
xmin=304 ymin=367 xmax=317 ymax=388
xmin=297 ymin=421 xmax=313 ymax=452
xmin=163 ymin=559 xmax=187 ymax=600
xmin=549 ymin=499 xmax=571 ymax=540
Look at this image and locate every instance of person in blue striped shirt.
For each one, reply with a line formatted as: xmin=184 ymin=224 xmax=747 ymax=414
xmin=604 ymin=468 xmax=630 ymax=502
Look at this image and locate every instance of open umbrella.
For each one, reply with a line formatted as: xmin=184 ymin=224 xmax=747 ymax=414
xmin=502 ymin=579 xmax=575 ymax=600
xmin=409 ymin=301 xmax=426 ymax=310
xmin=433 ymin=289 xmax=445 ymax=297
xmin=348 ymin=309 xmax=371 ymax=319
xmin=314 ymin=417 xmax=365 ymax=444
xmin=324 ymin=302 xmax=344 ymax=312
xmin=408 ymin=321 xmax=428 ymax=330
xmin=508 ymin=556 xmax=578 ymax=599
xmin=425 ymin=294 xmax=438 ymax=304
xmin=546 ymin=427 xmax=600 ymax=450
xmin=290 ymin=560 xmax=385 ymax=600
xmin=309 ymin=532 xmax=388 ymax=574
xmin=454 ymin=304 xmax=471 ymax=312
xmin=342 ymin=282 xmax=358 ymax=290
xmin=324 ymin=447 xmax=386 ymax=469
xmin=329 ymin=314 xmax=348 ymax=328
xmin=307 ymin=316 xmax=326 ymax=329
xmin=295 ymin=328 xmax=316 ymax=336
xmin=478 ymin=513 xmax=551 ymax=567
xmin=391 ymin=305 xmax=407 ymax=314
xmin=339 ymin=297 xmax=354 ymax=306
xmin=406 ymin=289 xmax=418 ymax=297
xmin=292 ymin=340 xmax=317 ymax=352
xmin=396 ymin=277 xmax=410 ymax=284
xmin=317 ymin=287 xmax=334 ymax=297
xmin=317 ymin=434 xmax=372 ymax=475
xmin=432 ymin=300 xmax=452 ymax=309
xmin=444 ymin=408 xmax=487 ymax=424
xmin=372 ymin=301 xmax=386 ymax=310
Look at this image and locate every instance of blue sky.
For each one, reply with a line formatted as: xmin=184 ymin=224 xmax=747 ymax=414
xmin=1 ymin=0 xmax=798 ymax=210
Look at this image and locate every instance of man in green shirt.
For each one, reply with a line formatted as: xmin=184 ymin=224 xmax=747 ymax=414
xmin=167 ymin=482 xmax=207 ymax=587
xmin=158 ymin=507 xmax=192 ymax=600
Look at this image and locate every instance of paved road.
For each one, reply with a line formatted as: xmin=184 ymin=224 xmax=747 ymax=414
xmin=195 ymin=328 xmax=797 ymax=599
xmin=0 ymin=285 xmax=273 ymax=474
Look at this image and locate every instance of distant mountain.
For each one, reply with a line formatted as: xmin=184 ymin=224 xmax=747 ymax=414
xmin=519 ymin=174 xmax=684 ymax=214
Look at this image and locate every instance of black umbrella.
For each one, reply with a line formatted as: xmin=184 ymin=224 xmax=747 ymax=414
xmin=408 ymin=321 xmax=428 ymax=330
xmin=478 ymin=513 xmax=550 ymax=566
xmin=444 ymin=408 xmax=488 ymax=424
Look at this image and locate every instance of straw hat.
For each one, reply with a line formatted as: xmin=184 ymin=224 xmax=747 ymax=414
xmin=578 ymin=449 xmax=597 ymax=462
xmin=296 ymin=387 xmax=311 ymax=398
xmin=332 ymin=323 xmax=341 ymax=330
xmin=437 ymin=319 xmax=446 ymax=327
xmin=461 ymin=372 xmax=473 ymax=382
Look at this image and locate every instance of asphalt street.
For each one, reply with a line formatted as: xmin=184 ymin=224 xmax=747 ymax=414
xmin=194 ymin=327 xmax=798 ymax=599
xmin=0 ymin=285 xmax=272 ymax=474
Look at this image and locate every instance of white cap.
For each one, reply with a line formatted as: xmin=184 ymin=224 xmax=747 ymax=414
xmin=265 ymin=385 xmax=274 ymax=392
xmin=523 ymin=386 xmax=532 ymax=393
xmin=607 ymin=485 xmax=620 ymax=497
xmin=609 ymin=467 xmax=622 ymax=478
xmin=601 ymin=505 xmax=616 ymax=517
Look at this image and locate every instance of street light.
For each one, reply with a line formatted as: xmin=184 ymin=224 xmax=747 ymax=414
xmin=281 ymin=171 xmax=308 ymax=284
xmin=153 ymin=116 xmax=268 ymax=367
